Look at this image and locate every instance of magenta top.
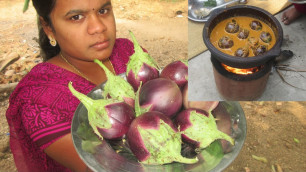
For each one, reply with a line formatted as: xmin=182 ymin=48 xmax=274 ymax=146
xmin=6 ymin=38 xmax=135 ymax=172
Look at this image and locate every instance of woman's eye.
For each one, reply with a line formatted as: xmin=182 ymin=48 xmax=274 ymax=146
xmin=70 ymin=15 xmax=84 ymax=21
xmin=99 ymin=8 xmax=109 ymax=15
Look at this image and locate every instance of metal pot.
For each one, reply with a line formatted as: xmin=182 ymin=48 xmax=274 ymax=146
xmin=203 ymin=5 xmax=283 ymax=68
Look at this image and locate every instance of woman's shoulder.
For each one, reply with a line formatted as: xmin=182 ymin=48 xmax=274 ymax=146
xmin=113 ymin=38 xmax=147 ymax=55
xmin=112 ymin=38 xmax=135 ymax=58
xmin=16 ymin=63 xmax=75 ymax=88
xmin=110 ymin=38 xmax=135 ymax=74
xmin=18 ymin=63 xmax=92 ymax=86
xmin=114 ymin=38 xmax=134 ymax=49
xmin=8 ymin=62 xmax=94 ymax=105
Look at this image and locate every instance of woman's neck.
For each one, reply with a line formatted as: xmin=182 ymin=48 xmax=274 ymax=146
xmin=47 ymin=55 xmax=115 ymax=85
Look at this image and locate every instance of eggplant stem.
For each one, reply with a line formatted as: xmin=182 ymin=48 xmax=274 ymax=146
xmin=128 ymin=30 xmax=160 ymax=70
xmin=129 ymin=30 xmax=143 ymax=53
xmin=68 ymin=82 xmax=94 ymax=108
xmin=94 ymin=59 xmax=114 ymax=78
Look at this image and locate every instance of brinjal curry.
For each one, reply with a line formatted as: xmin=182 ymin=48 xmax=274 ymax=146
xmin=210 ymin=16 xmax=276 ymax=57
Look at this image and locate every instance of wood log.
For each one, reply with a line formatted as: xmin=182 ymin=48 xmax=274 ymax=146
xmin=0 ymin=82 xmax=18 ymax=93
xmin=0 ymin=52 xmax=20 ymax=72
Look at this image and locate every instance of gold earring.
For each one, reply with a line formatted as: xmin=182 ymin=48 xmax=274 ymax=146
xmin=49 ymin=36 xmax=57 ymax=47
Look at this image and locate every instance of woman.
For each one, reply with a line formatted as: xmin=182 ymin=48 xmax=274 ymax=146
xmin=6 ymin=0 xmax=136 ymax=171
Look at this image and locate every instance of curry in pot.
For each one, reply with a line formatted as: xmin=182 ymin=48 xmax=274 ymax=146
xmin=210 ymin=16 xmax=276 ymax=57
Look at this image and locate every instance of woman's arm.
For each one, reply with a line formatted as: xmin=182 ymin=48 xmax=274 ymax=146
xmin=44 ymin=133 xmax=92 ymax=172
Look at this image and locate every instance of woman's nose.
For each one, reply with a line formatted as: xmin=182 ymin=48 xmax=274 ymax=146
xmin=87 ymin=15 xmax=106 ymax=35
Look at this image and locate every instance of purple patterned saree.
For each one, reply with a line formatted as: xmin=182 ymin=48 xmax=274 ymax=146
xmin=6 ymin=38 xmax=134 ymax=172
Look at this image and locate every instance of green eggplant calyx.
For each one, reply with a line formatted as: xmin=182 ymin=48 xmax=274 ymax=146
xmin=139 ymin=120 xmax=198 ymax=165
xmin=94 ymin=59 xmax=135 ymax=101
xmin=183 ymin=110 xmax=235 ymax=149
xmin=180 ymin=59 xmax=188 ymax=67
xmin=68 ymin=81 xmax=116 ymax=139
xmin=126 ymin=31 xmax=160 ymax=79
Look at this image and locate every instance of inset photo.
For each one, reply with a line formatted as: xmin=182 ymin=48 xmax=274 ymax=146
xmin=188 ymin=0 xmax=306 ymax=101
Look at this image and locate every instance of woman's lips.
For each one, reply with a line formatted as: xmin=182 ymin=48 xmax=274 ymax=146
xmin=91 ymin=40 xmax=110 ymax=50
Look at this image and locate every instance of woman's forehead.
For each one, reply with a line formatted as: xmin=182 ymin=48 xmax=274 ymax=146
xmin=53 ymin=0 xmax=111 ymax=13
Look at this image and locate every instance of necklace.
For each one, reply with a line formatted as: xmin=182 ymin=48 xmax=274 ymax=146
xmin=59 ymin=52 xmax=115 ymax=83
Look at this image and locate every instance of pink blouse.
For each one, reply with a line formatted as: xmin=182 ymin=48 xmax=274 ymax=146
xmin=6 ymin=38 xmax=134 ymax=172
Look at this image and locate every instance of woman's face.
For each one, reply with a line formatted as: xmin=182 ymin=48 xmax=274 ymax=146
xmin=48 ymin=0 xmax=116 ymax=61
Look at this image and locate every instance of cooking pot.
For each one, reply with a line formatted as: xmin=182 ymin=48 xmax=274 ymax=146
xmin=203 ymin=5 xmax=283 ymax=68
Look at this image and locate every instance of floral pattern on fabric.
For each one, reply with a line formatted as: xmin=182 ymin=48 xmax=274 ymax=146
xmin=6 ymin=38 xmax=134 ymax=172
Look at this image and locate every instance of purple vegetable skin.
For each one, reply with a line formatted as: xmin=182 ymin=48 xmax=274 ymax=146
xmin=94 ymin=140 xmax=145 ymax=172
xmin=127 ymin=111 xmax=198 ymax=165
xmin=127 ymin=63 xmax=159 ymax=92
xmin=139 ymin=78 xmax=183 ymax=118
xmin=126 ymin=31 xmax=160 ymax=91
xmin=160 ymin=60 xmax=188 ymax=90
xmin=175 ymin=109 xmax=234 ymax=149
xmin=97 ymin=102 xmax=135 ymax=139
xmin=68 ymin=82 xmax=135 ymax=140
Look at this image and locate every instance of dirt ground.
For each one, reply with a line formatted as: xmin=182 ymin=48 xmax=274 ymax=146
xmin=0 ymin=0 xmax=305 ymax=172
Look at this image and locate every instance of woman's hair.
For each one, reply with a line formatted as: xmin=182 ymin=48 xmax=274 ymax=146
xmin=32 ymin=0 xmax=60 ymax=61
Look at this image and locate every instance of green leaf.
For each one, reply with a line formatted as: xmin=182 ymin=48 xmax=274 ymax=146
xmin=293 ymin=138 xmax=300 ymax=143
xmin=200 ymin=141 xmax=224 ymax=171
xmin=77 ymin=122 xmax=101 ymax=142
xmin=252 ymin=155 xmax=268 ymax=163
xmin=203 ymin=0 xmax=217 ymax=7
xmin=81 ymin=140 xmax=102 ymax=154
xmin=23 ymin=0 xmax=30 ymax=13
xmin=77 ymin=122 xmax=102 ymax=154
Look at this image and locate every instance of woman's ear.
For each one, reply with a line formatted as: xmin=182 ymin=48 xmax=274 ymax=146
xmin=39 ymin=16 xmax=55 ymax=40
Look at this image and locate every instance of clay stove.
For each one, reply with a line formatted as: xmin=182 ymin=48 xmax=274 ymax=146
xmin=211 ymin=56 xmax=273 ymax=100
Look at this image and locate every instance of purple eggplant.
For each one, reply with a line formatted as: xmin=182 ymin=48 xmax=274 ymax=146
xmin=174 ymin=109 xmax=234 ymax=149
xmin=160 ymin=60 xmax=188 ymax=90
xmin=139 ymin=78 xmax=182 ymax=118
xmin=126 ymin=31 xmax=160 ymax=91
xmin=68 ymin=82 xmax=135 ymax=140
xmin=127 ymin=111 xmax=198 ymax=165
xmin=94 ymin=59 xmax=135 ymax=108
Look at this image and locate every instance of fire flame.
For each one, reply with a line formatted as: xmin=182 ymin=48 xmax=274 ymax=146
xmin=221 ymin=63 xmax=263 ymax=75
